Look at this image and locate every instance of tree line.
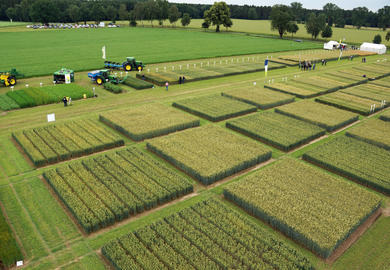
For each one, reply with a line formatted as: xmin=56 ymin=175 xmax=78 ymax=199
xmin=2 ymin=0 xmax=389 ymax=31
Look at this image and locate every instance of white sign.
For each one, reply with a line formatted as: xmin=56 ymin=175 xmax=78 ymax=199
xmin=65 ymin=73 xmax=71 ymax=84
xmin=102 ymin=46 xmax=106 ymax=60
xmin=47 ymin=113 xmax=55 ymax=123
xmin=16 ymin=261 xmax=23 ymax=267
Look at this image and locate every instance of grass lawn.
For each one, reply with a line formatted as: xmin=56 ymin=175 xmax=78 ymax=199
xmin=0 ymin=27 xmax=320 ymax=77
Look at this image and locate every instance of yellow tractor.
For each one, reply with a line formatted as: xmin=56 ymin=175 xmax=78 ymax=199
xmin=0 ymin=69 xmax=22 ymax=87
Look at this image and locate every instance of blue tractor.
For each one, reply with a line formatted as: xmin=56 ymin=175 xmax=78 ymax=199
xmin=88 ymin=69 xmax=125 ymax=85
xmin=104 ymin=57 xmax=144 ymax=71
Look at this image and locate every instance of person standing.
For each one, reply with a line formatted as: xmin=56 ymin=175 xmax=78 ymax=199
xmin=179 ymin=77 xmax=182 ymax=84
xmin=165 ymin=82 xmax=169 ymax=91
xmin=62 ymin=96 xmax=67 ymax=107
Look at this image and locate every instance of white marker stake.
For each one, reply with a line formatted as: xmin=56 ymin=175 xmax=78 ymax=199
xmin=40 ymin=82 xmax=43 ymax=87
xmin=179 ymin=65 xmax=182 ymax=70
xmin=25 ymin=84 xmax=29 ymax=88
xmin=147 ymin=69 xmax=150 ymax=73
xmin=11 ymin=86 xmax=14 ymax=92
xmin=253 ymin=82 xmax=256 ymax=86
xmin=47 ymin=113 xmax=55 ymax=123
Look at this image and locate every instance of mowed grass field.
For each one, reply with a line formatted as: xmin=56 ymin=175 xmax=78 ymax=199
xmin=0 ymin=26 xmax=320 ymax=77
xmin=141 ymin=19 xmax=390 ymax=46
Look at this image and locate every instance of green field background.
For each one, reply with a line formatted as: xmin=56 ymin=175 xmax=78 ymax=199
xmin=0 ymin=27 xmax=319 ymax=77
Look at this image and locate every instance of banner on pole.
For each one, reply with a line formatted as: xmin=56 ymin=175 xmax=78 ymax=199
xmin=264 ymin=58 xmax=269 ymax=75
xmin=102 ymin=46 xmax=106 ymax=60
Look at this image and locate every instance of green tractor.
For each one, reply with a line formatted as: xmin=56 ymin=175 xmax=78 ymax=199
xmin=53 ymin=68 xmax=75 ymax=84
xmin=88 ymin=69 xmax=126 ymax=85
xmin=104 ymin=57 xmax=145 ymax=71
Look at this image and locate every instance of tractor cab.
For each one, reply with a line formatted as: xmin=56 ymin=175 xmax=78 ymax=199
xmin=123 ymin=57 xmax=144 ymax=71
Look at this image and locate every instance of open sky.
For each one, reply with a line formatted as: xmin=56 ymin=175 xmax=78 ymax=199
xmin=172 ymin=0 xmax=387 ymax=11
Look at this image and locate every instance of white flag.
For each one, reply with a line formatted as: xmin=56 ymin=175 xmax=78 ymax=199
xmin=102 ymin=46 xmax=106 ymax=60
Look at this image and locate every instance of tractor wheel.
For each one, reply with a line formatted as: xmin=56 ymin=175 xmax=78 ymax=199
xmin=125 ymin=64 xmax=132 ymax=71
xmin=96 ymin=77 xmax=103 ymax=85
xmin=138 ymin=66 xmax=143 ymax=71
xmin=8 ymin=76 xmax=17 ymax=86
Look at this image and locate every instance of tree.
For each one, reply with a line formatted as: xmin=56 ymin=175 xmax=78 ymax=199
xmin=5 ymin=7 xmax=16 ymax=21
xmin=287 ymin=21 xmax=299 ymax=37
xmin=129 ymin=10 xmax=137 ymax=27
xmin=79 ymin=2 xmax=90 ymax=24
xmin=351 ymin=7 xmax=369 ymax=29
xmin=290 ymin=2 xmax=303 ymax=22
xmin=248 ymin=7 xmax=257 ymax=20
xmin=29 ymin=0 xmax=59 ymax=24
xmin=323 ymin=3 xmax=341 ymax=26
xmin=168 ymin=5 xmax=180 ymax=27
xmin=386 ymin=31 xmax=390 ymax=41
xmin=181 ymin=13 xmax=191 ymax=27
xmin=106 ymin=5 xmax=117 ymax=23
xmin=90 ymin=2 xmax=105 ymax=23
xmin=305 ymin=13 xmax=326 ymax=39
xmin=321 ymin=25 xmax=333 ymax=38
xmin=67 ymin=5 xmax=80 ymax=23
xmin=144 ymin=0 xmax=158 ymax=27
xmin=378 ymin=6 xmax=390 ymax=30
xmin=202 ymin=20 xmax=210 ymax=31
xmin=270 ymin=5 xmax=293 ymax=38
xmin=118 ymin=4 xmax=129 ymax=21
xmin=334 ymin=17 xmax=345 ymax=28
xmin=156 ymin=0 xmax=169 ymax=26
xmin=373 ymin=34 xmax=382 ymax=44
xmin=203 ymin=2 xmax=232 ymax=32
xmin=134 ymin=2 xmax=146 ymax=26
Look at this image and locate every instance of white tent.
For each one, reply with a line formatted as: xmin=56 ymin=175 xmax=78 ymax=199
xmin=360 ymin=42 xmax=387 ymax=54
xmin=323 ymin=41 xmax=339 ymax=50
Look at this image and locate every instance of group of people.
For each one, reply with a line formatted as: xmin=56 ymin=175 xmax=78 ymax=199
xmin=299 ymin=61 xmax=316 ymax=71
xmin=62 ymin=96 xmax=72 ymax=106
xmin=165 ymin=76 xmax=187 ymax=91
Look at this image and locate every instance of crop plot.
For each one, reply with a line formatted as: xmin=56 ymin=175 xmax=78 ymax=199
xmin=5 ymin=84 xmax=93 ymax=109
xmin=0 ymin=205 xmax=23 ymax=268
xmin=172 ymin=95 xmax=257 ymax=122
xmin=102 ymin=198 xmax=314 ymax=270
xmin=99 ymin=103 xmax=199 ymax=141
xmin=0 ymin=94 xmax=20 ymax=111
xmin=316 ymin=92 xmax=385 ymax=115
xmin=222 ymin=86 xmax=294 ymax=109
xmin=138 ymin=59 xmax=285 ymax=85
xmin=147 ymin=125 xmax=271 ymax=185
xmin=341 ymin=83 xmax=390 ymax=102
xmin=226 ymin=111 xmax=325 ymax=151
xmin=43 ymin=147 xmax=193 ymax=233
xmin=303 ymin=136 xmax=390 ymax=195
xmin=379 ymin=109 xmax=390 ymax=121
xmin=275 ymin=100 xmax=359 ymax=131
xmin=12 ymin=119 xmax=124 ymax=167
xmin=224 ymin=158 xmax=382 ymax=258
xmin=346 ymin=118 xmax=390 ymax=150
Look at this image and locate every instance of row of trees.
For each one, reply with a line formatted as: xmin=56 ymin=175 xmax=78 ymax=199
xmin=1 ymin=0 xmax=389 ymax=31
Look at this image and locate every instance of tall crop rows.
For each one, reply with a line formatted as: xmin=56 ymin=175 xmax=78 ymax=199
xmin=0 ymin=209 xmax=23 ymax=267
xmin=275 ymin=100 xmax=359 ymax=131
xmin=100 ymin=103 xmax=200 ymax=141
xmin=226 ymin=111 xmax=325 ymax=151
xmin=13 ymin=119 xmax=124 ymax=167
xmin=43 ymin=147 xmax=193 ymax=233
xmin=102 ymin=198 xmax=314 ymax=270
xmin=303 ymin=136 xmax=390 ymax=195
xmin=224 ymin=158 xmax=382 ymax=258
xmin=346 ymin=118 xmax=390 ymax=150
xmin=147 ymin=125 xmax=271 ymax=185
xmin=222 ymin=87 xmax=294 ymax=109
xmin=172 ymin=95 xmax=257 ymax=122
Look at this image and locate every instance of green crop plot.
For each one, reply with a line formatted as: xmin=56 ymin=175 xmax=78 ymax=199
xmin=341 ymin=83 xmax=390 ymax=102
xmin=222 ymin=86 xmax=294 ymax=109
xmin=275 ymin=100 xmax=359 ymax=131
xmin=0 ymin=94 xmax=20 ymax=111
xmin=102 ymin=198 xmax=314 ymax=269
xmin=0 ymin=204 xmax=23 ymax=268
xmin=172 ymin=94 xmax=257 ymax=122
xmin=100 ymin=103 xmax=199 ymax=141
xmin=380 ymin=109 xmax=390 ymax=121
xmin=346 ymin=118 xmax=390 ymax=150
xmin=224 ymin=158 xmax=382 ymax=258
xmin=303 ymin=136 xmax=390 ymax=195
xmin=147 ymin=125 xmax=271 ymax=185
xmin=13 ymin=119 xmax=124 ymax=167
xmin=0 ymin=27 xmax=320 ymax=77
xmin=226 ymin=111 xmax=325 ymax=151
xmin=43 ymin=147 xmax=193 ymax=233
xmin=316 ymin=91 xmax=384 ymax=115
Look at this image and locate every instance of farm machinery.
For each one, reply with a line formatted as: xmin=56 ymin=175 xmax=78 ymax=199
xmin=104 ymin=57 xmax=145 ymax=71
xmin=53 ymin=68 xmax=75 ymax=84
xmin=0 ymin=68 xmax=23 ymax=87
xmin=88 ymin=69 xmax=127 ymax=85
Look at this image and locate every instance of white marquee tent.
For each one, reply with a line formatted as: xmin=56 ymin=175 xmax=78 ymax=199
xmin=360 ymin=42 xmax=387 ymax=54
xmin=323 ymin=41 xmax=339 ymax=50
